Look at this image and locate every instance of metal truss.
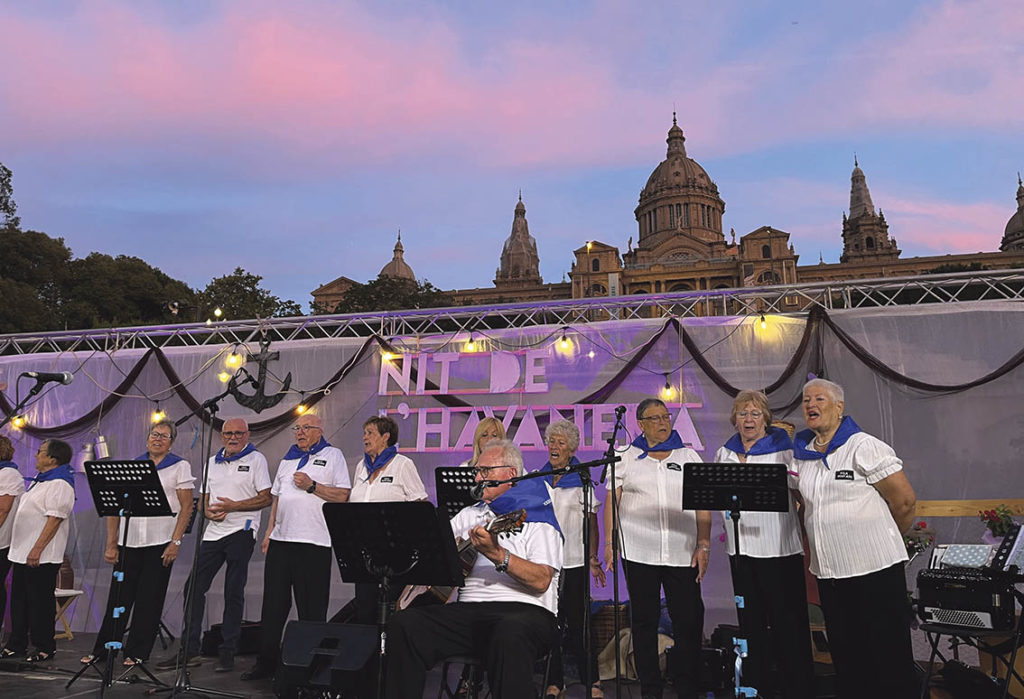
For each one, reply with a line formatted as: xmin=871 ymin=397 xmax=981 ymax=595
xmin=2 ymin=269 xmax=1022 ymax=356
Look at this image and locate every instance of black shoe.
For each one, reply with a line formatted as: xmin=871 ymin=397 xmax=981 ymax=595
xmin=240 ymin=663 xmax=274 ymax=681
xmin=214 ymin=651 xmax=235 ymax=673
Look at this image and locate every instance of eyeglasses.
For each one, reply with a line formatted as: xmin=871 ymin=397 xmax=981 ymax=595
xmin=292 ymin=425 xmax=321 ymax=433
xmin=473 ymin=466 xmax=507 ymax=477
xmin=221 ymin=431 xmax=248 ymax=438
xmin=638 ymin=414 xmax=671 ymax=423
xmin=148 ymin=432 xmax=172 ymax=441
xmin=736 ymin=410 xmax=763 ymax=419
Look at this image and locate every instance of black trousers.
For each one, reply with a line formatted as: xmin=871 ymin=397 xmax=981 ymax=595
xmin=817 ymin=563 xmax=917 ymax=699
xmin=385 ymin=601 xmax=558 ymax=699
xmin=0 ymin=546 xmax=11 ymax=631
xmin=255 ymin=540 xmax=331 ymax=669
xmin=8 ymin=562 xmax=59 ymax=654
xmin=622 ymin=560 xmax=704 ymax=698
xmin=184 ymin=530 xmax=256 ymax=656
xmin=545 ymin=565 xmax=599 ymax=690
xmin=728 ymin=554 xmax=815 ymax=699
xmin=93 ymin=544 xmax=173 ymax=660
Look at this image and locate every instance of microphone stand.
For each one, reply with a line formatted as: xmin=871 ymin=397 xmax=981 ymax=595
xmin=601 ymin=408 xmax=627 ymax=699
xmin=0 ymin=377 xmax=51 ymax=429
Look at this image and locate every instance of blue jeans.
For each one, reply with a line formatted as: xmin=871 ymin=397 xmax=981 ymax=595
xmin=184 ymin=530 xmax=256 ymax=656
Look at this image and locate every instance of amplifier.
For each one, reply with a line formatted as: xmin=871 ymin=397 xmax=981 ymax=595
xmin=917 ymin=567 xmax=1016 ymax=630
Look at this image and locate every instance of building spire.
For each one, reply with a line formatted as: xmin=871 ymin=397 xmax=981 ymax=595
xmin=666 ymin=114 xmax=686 ymax=157
xmin=849 ymin=160 xmax=875 ymax=219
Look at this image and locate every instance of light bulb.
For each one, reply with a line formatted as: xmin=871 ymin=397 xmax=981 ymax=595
xmin=587 ymin=350 xmax=595 ymax=359
xmin=151 ymin=408 xmax=166 ymax=423
xmin=660 ymin=376 xmax=676 ymax=400
xmin=558 ymin=332 xmax=571 ymax=352
xmin=217 ymin=371 xmax=231 ymax=383
xmin=759 ymin=313 xmax=767 ymax=330
xmin=295 ymin=404 xmax=308 ymax=415
xmin=213 ymin=307 xmax=223 ymax=318
xmin=381 ymin=351 xmax=395 ymax=362
xmin=464 ymin=333 xmax=477 ymax=353
xmin=11 ymin=415 xmax=25 ymax=429
xmin=225 ymin=352 xmax=242 ymax=367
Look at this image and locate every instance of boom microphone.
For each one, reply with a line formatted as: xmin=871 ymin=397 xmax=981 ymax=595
xmin=22 ymin=371 xmax=74 ymax=385
xmin=615 ymin=405 xmax=626 ymax=417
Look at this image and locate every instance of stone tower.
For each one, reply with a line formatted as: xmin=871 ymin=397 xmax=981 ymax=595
xmin=495 ymin=194 xmax=542 ymax=287
xmin=840 ymin=159 xmax=900 ymax=263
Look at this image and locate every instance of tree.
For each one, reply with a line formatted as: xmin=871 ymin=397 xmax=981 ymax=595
xmin=0 ymin=228 xmax=72 ymax=332
xmin=330 ymin=275 xmax=454 ymax=314
xmin=0 ymin=162 xmax=21 ymax=229
xmin=197 ymin=267 xmax=303 ymax=320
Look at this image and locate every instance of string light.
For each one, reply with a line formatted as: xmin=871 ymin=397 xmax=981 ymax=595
xmin=213 ymin=307 xmax=223 ymax=319
xmin=660 ymin=374 xmax=676 ymax=400
xmin=587 ymin=350 xmax=595 ymax=359
xmin=151 ymin=404 xmax=166 ymax=423
xmin=557 ymin=329 xmax=571 ymax=352
xmin=381 ymin=351 xmax=395 ymax=362
xmin=225 ymin=352 xmax=243 ymax=368
xmin=759 ymin=312 xmax=767 ymax=330
xmin=217 ymin=371 xmax=231 ymax=383
xmin=11 ymin=416 xmax=25 ymax=429
xmin=295 ymin=403 xmax=308 ymax=415
xmin=464 ymin=332 xmax=477 ymax=353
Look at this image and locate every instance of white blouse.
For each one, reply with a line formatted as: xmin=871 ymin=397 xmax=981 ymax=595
xmin=714 ymin=447 xmax=803 ymax=559
xmin=118 ymin=459 xmax=195 ymax=548
xmin=8 ymin=478 xmax=75 ymax=565
xmin=791 ymin=432 xmax=908 ymax=579
xmin=608 ymin=445 xmax=702 ymax=567
xmin=350 ymin=453 xmax=427 ymax=503
xmin=0 ymin=467 xmax=25 ymax=550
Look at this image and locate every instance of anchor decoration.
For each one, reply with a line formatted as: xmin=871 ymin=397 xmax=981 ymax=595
xmin=227 ymin=339 xmax=292 ymax=413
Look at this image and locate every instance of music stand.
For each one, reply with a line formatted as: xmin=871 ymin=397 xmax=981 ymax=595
xmin=66 ymin=460 xmax=173 ymax=697
xmin=683 ymin=461 xmax=789 ymax=699
xmin=324 ymin=501 xmax=463 ymax=699
xmin=435 ymin=466 xmax=478 ymax=520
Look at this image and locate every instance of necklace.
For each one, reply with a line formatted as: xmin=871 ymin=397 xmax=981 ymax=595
xmin=813 ymin=435 xmax=832 ymax=448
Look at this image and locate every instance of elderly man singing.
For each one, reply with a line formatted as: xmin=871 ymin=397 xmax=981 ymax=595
xmin=385 ymin=439 xmax=563 ymax=699
xmin=241 ymin=413 xmax=350 ymax=681
xmin=158 ymin=418 xmax=271 ymax=672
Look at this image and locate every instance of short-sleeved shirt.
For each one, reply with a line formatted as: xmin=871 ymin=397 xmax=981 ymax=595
xmin=714 ymin=446 xmax=803 ymax=559
xmin=119 ymin=459 xmax=195 ymax=548
xmin=542 ymin=478 xmax=599 ymax=569
xmin=608 ymin=445 xmax=702 ymax=567
xmin=791 ymin=432 xmax=908 ymax=579
xmin=0 ymin=466 xmax=25 ymax=550
xmin=202 ymin=447 xmax=272 ymax=541
xmin=452 ymin=503 xmax=562 ymax=615
xmin=270 ymin=446 xmax=350 ymax=547
xmin=350 ymin=453 xmax=427 ymax=503
xmin=8 ymin=478 xmax=75 ymax=565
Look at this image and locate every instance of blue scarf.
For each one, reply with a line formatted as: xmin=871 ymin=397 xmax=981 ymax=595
xmin=364 ymin=445 xmax=397 ymax=476
xmin=631 ymin=429 xmax=686 ymax=459
xmin=283 ymin=436 xmax=331 ymax=471
xmin=215 ymin=442 xmax=257 ymax=463
xmin=793 ymin=416 xmax=862 ymax=469
xmin=0 ymin=460 xmax=18 ymax=471
xmin=137 ymin=451 xmax=185 ymax=471
xmin=32 ymin=463 xmax=75 ymax=491
xmin=539 ymin=456 xmax=583 ymax=489
xmin=724 ymin=426 xmax=794 ymax=457
xmin=484 ymin=476 xmax=562 ymax=537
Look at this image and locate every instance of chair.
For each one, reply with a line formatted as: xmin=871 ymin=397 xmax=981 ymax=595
xmin=54 ymin=588 xmax=84 ymax=640
xmin=438 ymin=655 xmax=488 ymax=699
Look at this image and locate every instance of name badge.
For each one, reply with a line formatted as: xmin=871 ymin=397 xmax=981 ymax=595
xmin=313 ymin=459 xmax=327 ymax=466
xmin=237 ymin=463 xmax=250 ymax=472
xmin=666 ymin=462 xmax=682 ymax=472
xmin=835 ymin=470 xmax=854 ymax=481
xmin=380 ymin=476 xmax=394 ymax=483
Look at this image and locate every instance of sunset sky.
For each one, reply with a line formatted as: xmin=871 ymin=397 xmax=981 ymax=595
xmin=2 ymin=0 xmax=1022 ymax=311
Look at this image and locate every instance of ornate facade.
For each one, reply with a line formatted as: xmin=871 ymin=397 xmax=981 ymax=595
xmin=313 ymin=119 xmax=1024 ymax=312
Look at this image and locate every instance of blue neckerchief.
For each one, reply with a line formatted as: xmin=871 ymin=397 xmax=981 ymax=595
xmin=136 ymin=452 xmax=185 ymax=471
xmin=724 ymin=426 xmax=794 ymax=457
xmin=215 ymin=442 xmax=257 ymax=463
xmin=793 ymin=416 xmax=862 ymax=469
xmin=283 ymin=437 xmax=331 ymax=471
xmin=364 ymin=445 xmax=397 ymax=476
xmin=539 ymin=456 xmax=583 ymax=489
xmin=483 ymin=476 xmax=563 ymax=537
xmin=0 ymin=460 xmax=18 ymax=471
xmin=32 ymin=463 xmax=75 ymax=491
xmin=631 ymin=429 xmax=686 ymax=459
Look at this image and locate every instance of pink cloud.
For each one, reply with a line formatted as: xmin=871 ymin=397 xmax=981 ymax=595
xmin=881 ymin=194 xmax=1008 ymax=253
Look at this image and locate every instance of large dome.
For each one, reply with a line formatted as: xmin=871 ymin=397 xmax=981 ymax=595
xmin=380 ymin=233 xmax=416 ymax=280
xmin=1001 ymin=175 xmax=1024 ymax=252
xmin=639 ymin=117 xmax=720 ymax=204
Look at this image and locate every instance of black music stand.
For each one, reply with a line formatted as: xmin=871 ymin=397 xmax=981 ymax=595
xmin=435 ymin=466 xmax=478 ymax=520
xmin=324 ymin=501 xmax=464 ymax=699
xmin=67 ymin=460 xmax=174 ymax=697
xmin=683 ymin=461 xmax=789 ymax=699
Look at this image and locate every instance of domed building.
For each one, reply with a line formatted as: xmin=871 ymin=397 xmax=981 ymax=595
xmin=1000 ymin=175 xmax=1024 ymax=252
xmin=380 ymin=232 xmax=416 ymax=281
xmin=495 ymin=195 xmax=542 ymax=288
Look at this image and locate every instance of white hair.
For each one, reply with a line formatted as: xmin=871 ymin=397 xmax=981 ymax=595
xmin=480 ymin=438 xmax=524 ymax=476
xmin=803 ymin=378 xmax=844 ymax=403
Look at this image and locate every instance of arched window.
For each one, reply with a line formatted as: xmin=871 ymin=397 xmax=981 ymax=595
xmin=866 ymin=236 xmax=875 ymax=249
xmin=668 ymin=282 xmax=692 ymax=292
xmin=669 ymin=206 xmax=675 ymax=228
xmin=591 ymin=258 xmax=600 ymax=273
xmin=761 ymin=244 xmax=771 ymax=259
xmin=756 ymin=270 xmax=781 ymax=285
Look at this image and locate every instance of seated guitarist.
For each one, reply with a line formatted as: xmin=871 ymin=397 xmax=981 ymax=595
xmin=386 ymin=439 xmax=563 ymax=699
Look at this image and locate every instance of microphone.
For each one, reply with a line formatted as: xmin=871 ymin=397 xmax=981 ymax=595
xmin=614 ymin=405 xmax=626 ymax=417
xmin=22 ymin=371 xmax=74 ymax=385
xmin=470 ymin=482 xmax=485 ymax=501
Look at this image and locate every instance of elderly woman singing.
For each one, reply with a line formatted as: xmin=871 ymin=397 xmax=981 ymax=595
xmin=791 ymin=378 xmax=917 ymax=699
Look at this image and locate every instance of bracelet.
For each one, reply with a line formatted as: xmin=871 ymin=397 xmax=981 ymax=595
xmin=697 ymin=544 xmax=710 ymax=553
xmin=494 ymin=549 xmax=511 ymax=573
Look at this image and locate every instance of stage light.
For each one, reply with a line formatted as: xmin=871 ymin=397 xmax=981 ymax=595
xmin=217 ymin=371 xmax=231 ymax=383
xmin=11 ymin=415 xmax=25 ymax=429
xmin=660 ymin=375 xmax=676 ymax=400
xmin=225 ymin=352 xmax=242 ymax=368
xmin=759 ymin=312 xmax=767 ymax=330
xmin=464 ymin=332 xmax=477 ymax=353
xmin=295 ymin=403 xmax=308 ymax=415
xmin=213 ymin=307 xmax=223 ymax=319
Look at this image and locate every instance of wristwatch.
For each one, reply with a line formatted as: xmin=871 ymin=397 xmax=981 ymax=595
xmin=306 ymin=481 xmax=317 ymax=494
xmin=171 ymin=539 xmax=182 ymax=546
xmin=494 ymin=549 xmax=511 ymax=573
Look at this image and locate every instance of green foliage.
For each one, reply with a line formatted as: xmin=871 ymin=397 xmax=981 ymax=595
xmin=0 ymin=162 xmax=20 ymax=230
xmin=197 ymin=267 xmax=303 ymax=320
xmin=0 ymin=228 xmax=72 ymax=332
xmin=330 ymin=275 xmax=454 ymax=314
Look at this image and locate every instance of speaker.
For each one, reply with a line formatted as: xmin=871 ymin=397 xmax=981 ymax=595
xmin=276 ymin=621 xmax=378 ymax=698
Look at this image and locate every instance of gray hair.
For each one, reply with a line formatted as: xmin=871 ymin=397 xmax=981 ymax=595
xmin=803 ymin=378 xmax=844 ymax=404
xmin=544 ymin=419 xmax=580 ymax=453
xmin=151 ymin=418 xmax=177 ymax=442
xmin=480 ymin=438 xmax=524 ymax=476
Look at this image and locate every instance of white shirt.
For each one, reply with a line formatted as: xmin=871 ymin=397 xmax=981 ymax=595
xmin=714 ymin=447 xmax=804 ymax=559
xmin=541 ymin=477 xmax=599 ymax=569
xmin=202 ymin=447 xmax=272 ymax=541
xmin=608 ymin=445 xmax=702 ymax=566
xmin=270 ymin=446 xmax=350 ymax=547
xmin=0 ymin=466 xmax=25 ymax=550
xmin=350 ymin=453 xmax=427 ymax=503
xmin=8 ymin=478 xmax=75 ymax=565
xmin=452 ymin=503 xmax=562 ymax=615
xmin=791 ymin=432 xmax=908 ymax=579
xmin=119 ymin=459 xmax=195 ymax=548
